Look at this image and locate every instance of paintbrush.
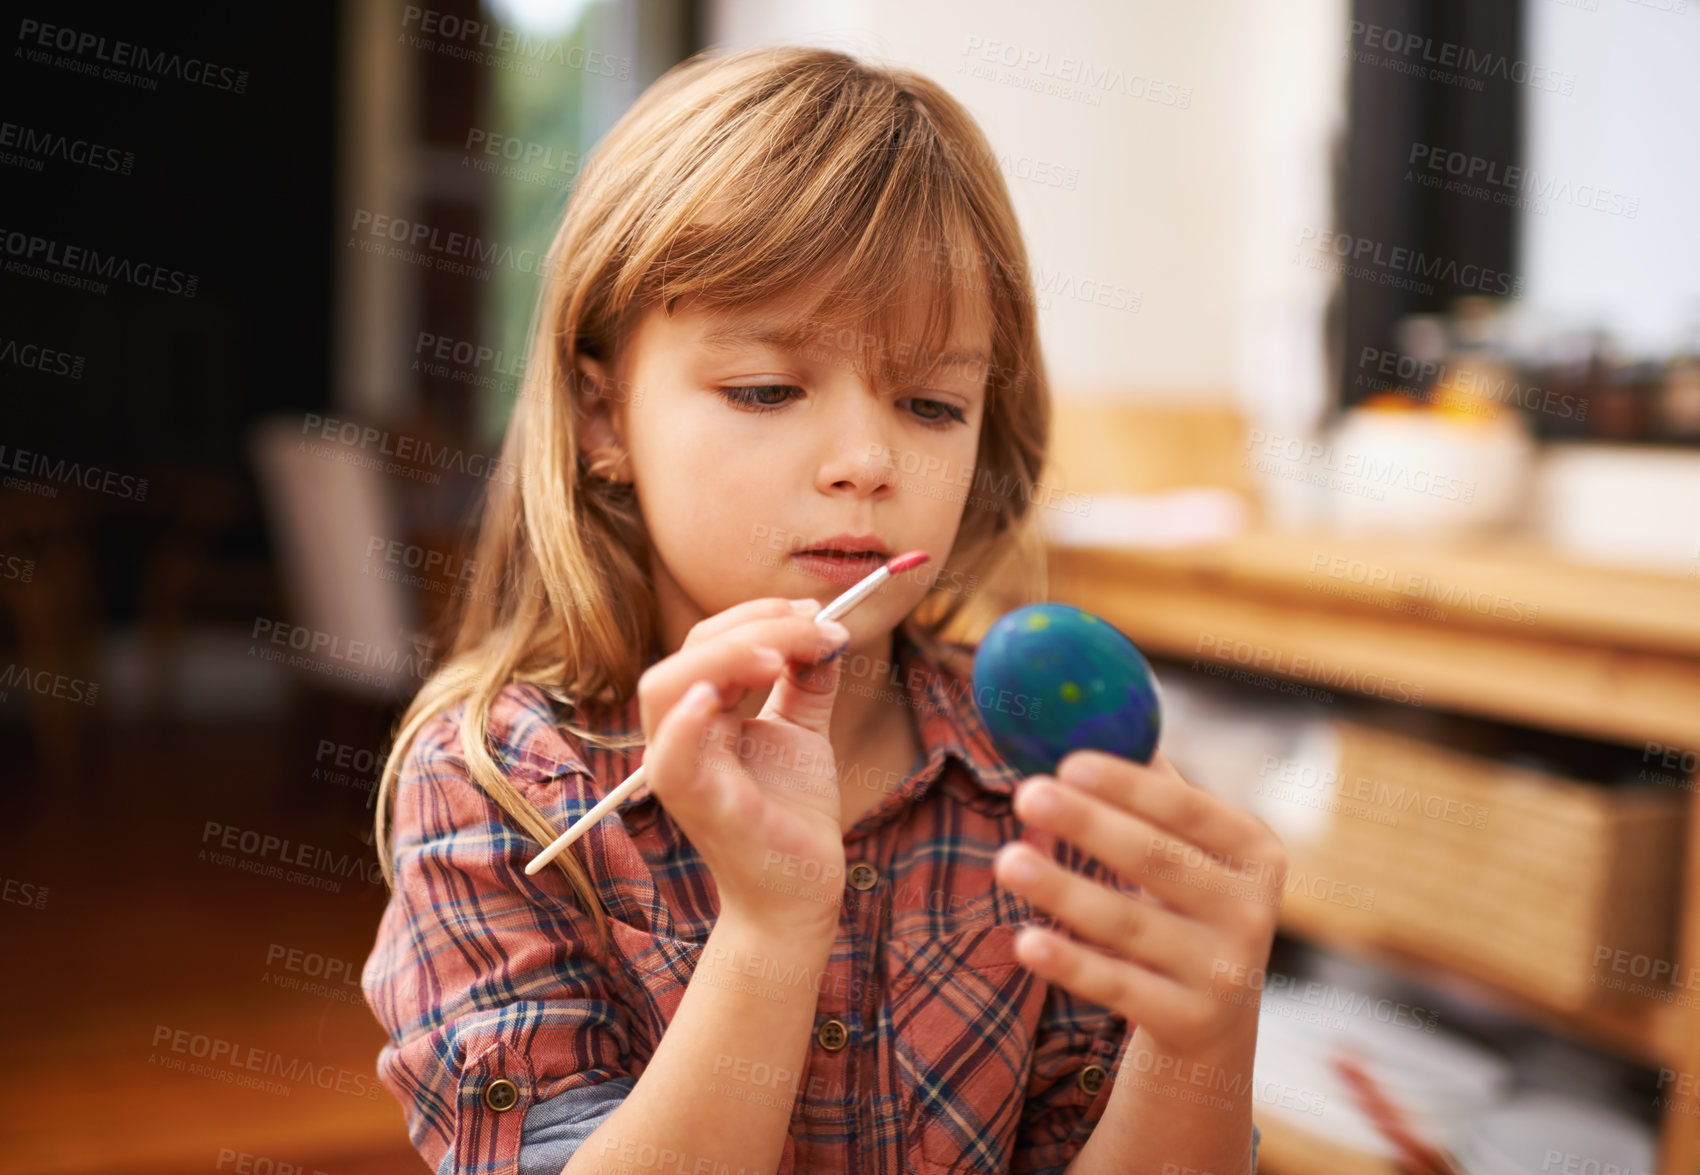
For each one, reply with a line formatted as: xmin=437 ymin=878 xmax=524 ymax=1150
xmin=523 ymin=549 xmax=931 ymax=875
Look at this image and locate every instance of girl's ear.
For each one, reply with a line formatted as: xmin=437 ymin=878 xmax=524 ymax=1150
xmin=573 ymin=354 xmax=630 ymax=482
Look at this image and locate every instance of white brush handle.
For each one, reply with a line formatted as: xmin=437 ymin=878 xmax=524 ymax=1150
xmin=523 ymin=557 xmax=910 ymax=877
xmin=524 ymin=764 xmax=648 ymax=874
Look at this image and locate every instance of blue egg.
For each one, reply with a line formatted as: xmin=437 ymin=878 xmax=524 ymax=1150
xmin=971 ymin=603 xmax=1162 ymax=776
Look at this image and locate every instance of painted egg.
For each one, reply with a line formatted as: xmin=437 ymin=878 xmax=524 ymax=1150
xmin=972 ymin=603 xmax=1162 ymax=776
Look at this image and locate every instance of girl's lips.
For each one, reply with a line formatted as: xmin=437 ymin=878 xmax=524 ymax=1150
xmin=790 ymin=550 xmax=884 ymax=585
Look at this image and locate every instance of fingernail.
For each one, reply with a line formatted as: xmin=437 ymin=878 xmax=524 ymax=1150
xmin=1061 ymin=758 xmax=1100 ymax=789
xmin=791 ymin=598 xmax=820 ymax=616
xmin=1022 ymin=781 xmax=1059 ymax=819
xmin=685 ymin=681 xmax=719 ymax=712
xmin=813 ymin=621 xmax=850 ymax=665
xmin=756 ymin=648 xmax=785 ymax=671
xmin=1002 ymin=848 xmax=1040 ymax=886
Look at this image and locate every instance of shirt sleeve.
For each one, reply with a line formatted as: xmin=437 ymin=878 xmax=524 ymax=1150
xmin=363 ymin=716 xmax=634 ymax=1174
xmin=1007 ymin=975 xmax=1128 ymax=1175
xmin=1011 ymin=1003 xmax=1263 ymax=1175
xmin=514 ymin=1076 xmax=635 ymax=1175
xmin=1008 ymin=826 xmax=1141 ymax=1175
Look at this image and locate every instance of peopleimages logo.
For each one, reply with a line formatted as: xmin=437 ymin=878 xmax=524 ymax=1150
xmin=1294 ymin=228 xmax=1523 ymax=298
xmin=400 ymin=6 xmax=632 ymax=78
xmin=0 ymin=444 xmax=148 ymax=500
xmin=0 ymin=121 xmax=135 ymax=175
xmin=1407 ymin=144 xmax=1639 ymax=220
xmin=15 ymin=19 xmax=250 ymax=93
xmin=958 ymin=35 xmax=1194 ymax=109
xmin=1346 ymin=20 xmax=1576 ymax=95
xmin=0 ymin=227 xmax=198 ymax=297
xmin=0 ymin=336 xmax=85 ymax=380
xmin=297 ymin=413 xmax=523 ymax=486
xmin=349 ymin=209 xmax=562 ymax=281
xmin=149 ymin=1024 xmax=381 ymax=1099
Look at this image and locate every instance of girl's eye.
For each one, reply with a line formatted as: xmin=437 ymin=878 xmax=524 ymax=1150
xmin=718 ymin=385 xmax=802 ymax=412
xmin=716 ymin=385 xmax=967 ymax=428
xmin=902 ymin=397 xmax=969 ymax=429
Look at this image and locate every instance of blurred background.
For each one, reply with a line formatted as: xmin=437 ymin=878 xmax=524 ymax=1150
xmin=2 ymin=0 xmax=1697 ymax=1172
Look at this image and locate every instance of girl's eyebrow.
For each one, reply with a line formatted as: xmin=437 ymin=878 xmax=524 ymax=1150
xmin=697 ymin=323 xmax=805 ymax=354
xmin=697 ymin=322 xmax=991 ymax=375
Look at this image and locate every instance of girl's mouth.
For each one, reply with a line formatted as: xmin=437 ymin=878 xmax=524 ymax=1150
xmin=790 ymin=550 xmax=885 ymax=584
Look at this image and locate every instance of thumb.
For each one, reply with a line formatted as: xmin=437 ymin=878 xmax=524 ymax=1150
xmin=758 ymin=641 xmax=844 ymax=738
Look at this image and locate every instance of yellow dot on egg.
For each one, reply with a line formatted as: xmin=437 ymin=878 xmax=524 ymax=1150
xmin=1026 ymin=614 xmax=1051 ymax=631
xmin=1060 ymin=681 xmax=1081 ymax=703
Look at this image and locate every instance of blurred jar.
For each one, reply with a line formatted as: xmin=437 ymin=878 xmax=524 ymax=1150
xmin=1530 ymin=328 xmax=1610 ymax=441
xmin=1329 ymin=301 xmax=1534 ymax=539
xmin=1326 ymin=395 xmax=1534 ymax=538
xmin=1594 ymin=357 xmax=1659 ymax=441
xmin=1427 ymin=297 xmax=1516 ymax=421
xmin=1657 ymin=339 xmax=1700 ymax=442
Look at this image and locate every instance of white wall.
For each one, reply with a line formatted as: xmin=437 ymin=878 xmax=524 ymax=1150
xmin=1521 ymin=0 xmax=1700 ymax=356
xmin=706 ymin=0 xmax=1347 ymax=421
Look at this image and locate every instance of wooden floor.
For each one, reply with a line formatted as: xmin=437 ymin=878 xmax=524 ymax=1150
xmin=0 ymin=707 xmax=426 ymax=1174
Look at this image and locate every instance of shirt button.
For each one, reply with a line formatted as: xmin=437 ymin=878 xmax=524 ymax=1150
xmin=848 ymin=863 xmax=879 ymax=891
xmin=817 ymin=1018 xmax=849 ymax=1052
xmin=1077 ymin=1064 xmax=1107 ymax=1096
xmin=483 ymin=1077 xmax=520 ymax=1112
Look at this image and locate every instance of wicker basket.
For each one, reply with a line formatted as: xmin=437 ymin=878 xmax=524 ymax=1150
xmin=1279 ymin=721 xmax=1685 ymax=1010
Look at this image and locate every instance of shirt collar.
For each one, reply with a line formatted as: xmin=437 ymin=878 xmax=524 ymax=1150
xmin=603 ymin=616 xmax=1020 ymax=814
xmin=894 ymin=616 xmax=1020 ymax=798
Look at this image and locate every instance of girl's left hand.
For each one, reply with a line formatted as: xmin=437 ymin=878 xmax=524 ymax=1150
xmin=993 ymin=748 xmax=1289 ymax=1057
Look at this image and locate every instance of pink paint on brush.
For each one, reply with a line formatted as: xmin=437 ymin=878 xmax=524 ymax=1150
xmin=886 ymin=549 xmax=930 ymax=575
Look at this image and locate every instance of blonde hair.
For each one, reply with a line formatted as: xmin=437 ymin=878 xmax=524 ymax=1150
xmin=374 ymin=44 xmax=1054 ymax=962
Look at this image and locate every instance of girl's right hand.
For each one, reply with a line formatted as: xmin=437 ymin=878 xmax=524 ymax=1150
xmin=637 ymin=598 xmax=853 ymax=938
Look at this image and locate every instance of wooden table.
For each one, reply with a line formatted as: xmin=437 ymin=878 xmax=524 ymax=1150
xmin=1047 ymin=530 xmax=1700 ymax=1175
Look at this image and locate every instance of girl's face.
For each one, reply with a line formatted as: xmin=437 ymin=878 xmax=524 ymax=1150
xmin=577 ymin=281 xmax=994 ymax=653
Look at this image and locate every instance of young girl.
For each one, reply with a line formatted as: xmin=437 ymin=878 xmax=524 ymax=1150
xmin=363 ymin=45 xmax=1282 ymax=1175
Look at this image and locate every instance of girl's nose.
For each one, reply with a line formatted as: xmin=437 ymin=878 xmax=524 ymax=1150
xmin=816 ymin=388 xmax=898 ymax=496
xmin=824 ymin=448 xmax=897 ymax=496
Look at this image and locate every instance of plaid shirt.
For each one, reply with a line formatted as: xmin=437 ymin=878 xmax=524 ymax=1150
xmin=364 ymin=617 xmax=1172 ymax=1174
